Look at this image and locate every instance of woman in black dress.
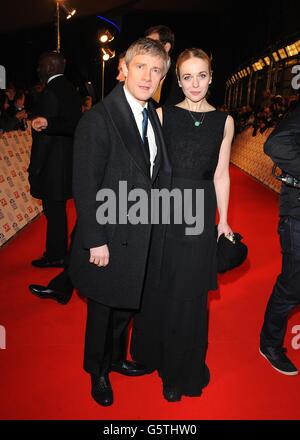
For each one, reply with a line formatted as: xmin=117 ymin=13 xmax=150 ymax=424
xmin=131 ymin=48 xmax=234 ymax=401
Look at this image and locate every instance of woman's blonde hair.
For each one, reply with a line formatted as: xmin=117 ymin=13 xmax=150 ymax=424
xmin=176 ymin=48 xmax=212 ymax=78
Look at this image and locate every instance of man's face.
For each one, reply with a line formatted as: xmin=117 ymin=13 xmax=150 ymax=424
xmin=124 ymin=53 xmax=165 ymax=105
xmin=37 ymin=57 xmax=51 ymax=83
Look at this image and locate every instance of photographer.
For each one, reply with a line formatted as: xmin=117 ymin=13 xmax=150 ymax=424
xmin=260 ymin=103 xmax=300 ymax=375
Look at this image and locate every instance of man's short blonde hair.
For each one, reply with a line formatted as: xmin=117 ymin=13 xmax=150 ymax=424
xmin=125 ymin=38 xmax=169 ymax=76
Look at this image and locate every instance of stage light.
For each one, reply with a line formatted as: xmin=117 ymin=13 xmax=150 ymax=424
xmin=99 ymin=30 xmax=114 ymax=44
xmin=55 ymin=1 xmax=77 ymax=52
xmin=56 ymin=1 xmax=76 ymax=19
xmin=272 ymin=51 xmax=280 ymax=62
xmin=101 ymin=47 xmax=115 ymax=61
xmin=264 ymin=56 xmax=271 ymax=66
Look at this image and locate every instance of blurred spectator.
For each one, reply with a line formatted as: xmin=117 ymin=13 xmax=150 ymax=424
xmin=6 ymin=89 xmax=28 ymax=130
xmin=27 ymin=81 xmax=45 ymax=112
xmin=116 ymin=52 xmax=126 ymax=82
xmin=217 ymin=104 xmax=229 ymax=112
xmin=232 ymin=93 xmax=299 ymax=136
xmin=82 ymin=95 xmax=93 ymax=112
xmin=0 ymin=91 xmax=27 ymax=132
xmin=5 ymin=83 xmax=16 ymax=112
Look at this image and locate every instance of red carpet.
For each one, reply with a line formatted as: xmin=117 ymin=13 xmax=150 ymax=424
xmin=0 ymin=165 xmax=299 ymax=420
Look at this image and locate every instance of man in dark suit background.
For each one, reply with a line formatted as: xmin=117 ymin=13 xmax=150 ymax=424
xmin=28 ymin=52 xmax=82 ymax=268
xmin=145 ymin=25 xmax=183 ymax=105
xmin=68 ymin=38 xmax=171 ymax=406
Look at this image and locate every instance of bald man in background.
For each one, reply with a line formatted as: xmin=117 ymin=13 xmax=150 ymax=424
xmin=28 ymin=52 xmax=82 ymax=268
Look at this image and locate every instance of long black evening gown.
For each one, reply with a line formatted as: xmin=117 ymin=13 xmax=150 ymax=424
xmin=131 ymin=106 xmax=228 ymax=397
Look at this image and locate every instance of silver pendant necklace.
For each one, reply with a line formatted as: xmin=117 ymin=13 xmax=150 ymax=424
xmin=186 ymin=99 xmax=206 ymax=127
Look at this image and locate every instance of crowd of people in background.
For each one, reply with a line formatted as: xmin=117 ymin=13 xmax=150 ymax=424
xmin=0 ymin=81 xmax=93 ymax=134
xmin=2 ymin=75 xmax=299 ymax=138
xmin=230 ymin=92 xmax=299 ymax=136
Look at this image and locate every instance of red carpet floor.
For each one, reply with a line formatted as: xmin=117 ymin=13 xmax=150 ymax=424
xmin=0 ymin=165 xmax=299 ymax=420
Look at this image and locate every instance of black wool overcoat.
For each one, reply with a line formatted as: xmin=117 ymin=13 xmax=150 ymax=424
xmin=69 ymin=84 xmax=172 ymax=309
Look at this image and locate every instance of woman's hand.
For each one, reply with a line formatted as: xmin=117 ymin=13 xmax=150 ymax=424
xmin=217 ymin=221 xmax=233 ymax=240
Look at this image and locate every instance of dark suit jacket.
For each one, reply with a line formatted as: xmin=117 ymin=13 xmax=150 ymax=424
xmin=28 ymin=75 xmax=82 ymax=200
xmin=69 ymin=83 xmax=172 ymax=309
xmin=264 ymin=103 xmax=300 ymax=217
xmin=160 ymin=59 xmax=184 ymax=106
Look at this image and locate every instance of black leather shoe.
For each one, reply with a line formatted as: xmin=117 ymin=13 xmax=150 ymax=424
xmin=163 ymin=386 xmax=182 ymax=402
xmin=29 ymin=284 xmax=70 ymax=305
xmin=31 ymin=256 xmax=65 ymax=268
xmin=91 ymin=374 xmax=113 ymax=406
xmin=111 ymin=360 xmax=151 ymax=376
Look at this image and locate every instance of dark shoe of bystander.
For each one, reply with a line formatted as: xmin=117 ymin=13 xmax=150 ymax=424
xmin=259 ymin=346 xmax=298 ymax=376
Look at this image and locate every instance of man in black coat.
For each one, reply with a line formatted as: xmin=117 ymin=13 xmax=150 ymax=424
xmin=260 ymin=103 xmax=300 ymax=376
xmin=69 ymin=38 xmax=171 ymax=406
xmin=145 ymin=25 xmax=184 ymax=105
xmin=28 ymin=52 xmax=82 ymax=268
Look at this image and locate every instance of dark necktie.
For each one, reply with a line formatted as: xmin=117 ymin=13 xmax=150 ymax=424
xmin=142 ymin=107 xmax=150 ymax=162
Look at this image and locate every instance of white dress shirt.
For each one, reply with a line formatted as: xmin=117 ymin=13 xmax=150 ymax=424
xmin=47 ymin=74 xmax=64 ymax=84
xmin=123 ymin=86 xmax=157 ymax=177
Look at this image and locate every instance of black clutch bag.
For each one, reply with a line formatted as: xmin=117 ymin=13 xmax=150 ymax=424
xmin=217 ymin=231 xmax=248 ymax=273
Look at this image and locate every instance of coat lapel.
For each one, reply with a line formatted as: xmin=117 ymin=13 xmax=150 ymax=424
xmin=148 ymin=102 xmax=161 ymax=183
xmin=148 ymin=101 xmax=171 ymax=183
xmin=103 ymin=84 xmax=150 ymax=181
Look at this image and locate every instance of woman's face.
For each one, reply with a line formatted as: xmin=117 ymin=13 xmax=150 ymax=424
xmin=178 ymin=57 xmax=211 ymax=102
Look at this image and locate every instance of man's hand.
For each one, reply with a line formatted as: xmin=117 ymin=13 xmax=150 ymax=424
xmin=15 ymin=110 xmax=28 ymax=120
xmin=31 ymin=117 xmax=48 ymax=132
xmin=89 ymin=244 xmax=109 ymax=267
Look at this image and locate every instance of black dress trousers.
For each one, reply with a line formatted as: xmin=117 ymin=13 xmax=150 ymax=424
xmin=84 ymin=299 xmax=134 ymax=376
xmin=42 ymin=199 xmax=68 ymax=261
